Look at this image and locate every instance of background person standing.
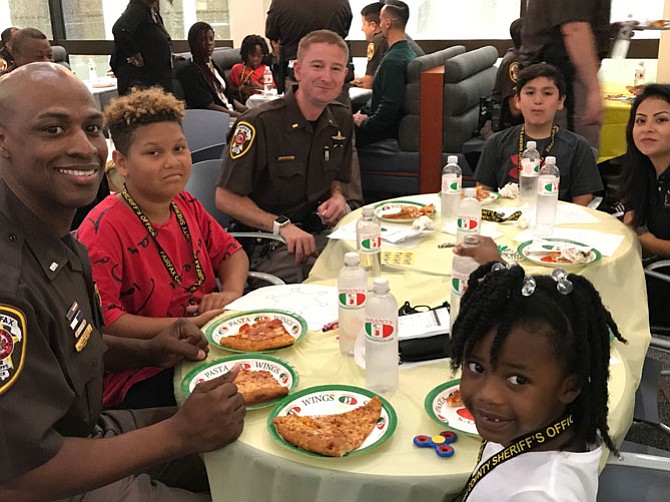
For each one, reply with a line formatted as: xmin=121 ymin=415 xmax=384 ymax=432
xmin=111 ymin=0 xmax=173 ymax=95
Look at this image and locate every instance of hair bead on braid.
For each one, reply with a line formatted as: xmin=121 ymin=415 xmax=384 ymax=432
xmin=450 ymin=264 xmax=627 ymax=454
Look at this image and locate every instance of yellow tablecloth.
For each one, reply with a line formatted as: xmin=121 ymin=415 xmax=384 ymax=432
xmin=599 ymin=82 xmax=633 ymax=163
xmin=175 ymin=194 xmax=649 ymax=502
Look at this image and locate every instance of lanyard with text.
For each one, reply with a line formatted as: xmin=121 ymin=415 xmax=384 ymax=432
xmin=518 ymin=124 xmax=558 ymax=164
xmin=455 ymin=414 xmax=575 ymax=502
xmin=121 ymin=186 xmax=206 ymax=293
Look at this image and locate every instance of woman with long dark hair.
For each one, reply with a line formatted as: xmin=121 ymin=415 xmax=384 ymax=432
xmin=621 ymin=84 xmax=670 ymax=256
xmin=176 ymin=21 xmax=239 ymax=116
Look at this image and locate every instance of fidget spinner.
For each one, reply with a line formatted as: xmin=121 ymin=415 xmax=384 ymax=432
xmin=413 ymin=430 xmax=458 ymax=457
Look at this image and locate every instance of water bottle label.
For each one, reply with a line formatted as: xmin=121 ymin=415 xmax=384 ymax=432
xmin=358 ymin=233 xmax=381 ymax=254
xmin=520 ymin=158 xmax=540 ymax=175
xmin=441 ymin=174 xmax=461 ymax=193
xmin=538 ymin=176 xmax=559 ymax=195
xmin=338 ymin=289 xmax=366 ymax=309
xmin=364 ymin=320 xmax=395 ymax=342
xmin=457 ymin=216 xmax=479 ymax=232
xmin=450 ymin=271 xmax=470 ymax=296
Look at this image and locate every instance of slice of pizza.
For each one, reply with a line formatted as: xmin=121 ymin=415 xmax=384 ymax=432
xmin=272 ymin=396 xmax=382 ymax=457
xmin=218 ymin=318 xmax=295 ymax=351
xmin=233 ymin=368 xmax=289 ymax=406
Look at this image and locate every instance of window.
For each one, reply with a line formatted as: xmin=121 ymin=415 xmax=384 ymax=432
xmin=2 ymin=0 xmax=53 ymax=37
xmin=348 ymin=0 xmax=521 ymax=41
xmin=59 ymin=0 xmax=230 ymax=40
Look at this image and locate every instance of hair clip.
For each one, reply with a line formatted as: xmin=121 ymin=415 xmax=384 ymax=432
xmin=521 ymin=276 xmax=536 ymax=296
xmin=551 ymin=268 xmax=573 ymax=295
xmin=491 ymin=262 xmax=506 ymax=272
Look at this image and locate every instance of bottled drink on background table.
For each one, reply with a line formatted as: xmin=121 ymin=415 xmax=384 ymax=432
xmin=356 ymin=206 xmax=382 ymax=278
xmin=263 ymin=65 xmax=273 ymax=94
xmin=364 ymin=277 xmax=398 ymax=394
xmin=534 ymin=155 xmax=560 ymax=237
xmin=441 ymin=155 xmax=462 ymax=225
xmin=519 ymin=140 xmax=541 ymax=209
xmin=456 ymin=187 xmax=481 ymax=244
xmin=87 ymin=58 xmax=97 ymax=84
xmin=634 ymin=61 xmax=646 ymax=87
xmin=337 ymin=252 xmax=368 ymax=356
xmin=450 ymin=235 xmax=480 ymax=331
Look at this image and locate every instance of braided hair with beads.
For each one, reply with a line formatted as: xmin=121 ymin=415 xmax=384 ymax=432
xmin=450 ymin=263 xmax=627 ymax=454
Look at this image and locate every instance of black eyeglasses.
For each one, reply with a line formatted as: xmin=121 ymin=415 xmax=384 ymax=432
xmin=398 ymin=300 xmax=450 ymax=316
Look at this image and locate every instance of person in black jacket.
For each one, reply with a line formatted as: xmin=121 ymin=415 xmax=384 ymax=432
xmin=176 ymin=21 xmax=239 ymax=117
xmin=111 ymin=0 xmax=173 ymax=95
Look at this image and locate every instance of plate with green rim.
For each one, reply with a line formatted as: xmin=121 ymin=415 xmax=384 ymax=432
xmin=373 ymin=200 xmax=435 ymax=223
xmin=267 ymin=384 xmax=397 ymax=457
xmin=180 ymin=354 xmax=299 ymax=410
xmin=203 ymin=309 xmax=308 ymax=353
xmin=424 ymin=379 xmax=479 ymax=436
xmin=517 ymin=238 xmax=602 ymax=268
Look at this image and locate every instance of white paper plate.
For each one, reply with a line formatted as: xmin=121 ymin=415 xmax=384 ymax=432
xmin=203 ymin=309 xmax=307 ymax=352
xmin=424 ymin=379 xmax=479 ymax=436
xmin=517 ymin=238 xmax=601 ymax=268
xmin=267 ymin=385 xmax=397 ymax=457
xmin=180 ymin=354 xmax=299 ymax=410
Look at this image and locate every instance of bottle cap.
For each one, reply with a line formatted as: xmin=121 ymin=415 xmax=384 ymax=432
xmin=372 ymin=277 xmax=390 ymax=294
xmin=344 ymin=251 xmax=360 ymax=266
xmin=447 ymin=155 xmax=458 ymax=164
xmin=361 ymin=206 xmax=375 ymax=217
xmin=545 ymin=156 xmax=556 ymax=164
xmin=526 ymin=141 xmax=537 ymax=149
xmin=464 ymin=187 xmax=477 ymax=198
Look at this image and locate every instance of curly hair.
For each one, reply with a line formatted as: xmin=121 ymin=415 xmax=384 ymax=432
xmin=103 ymin=86 xmax=184 ymax=155
xmin=450 ymin=263 xmax=627 ymax=454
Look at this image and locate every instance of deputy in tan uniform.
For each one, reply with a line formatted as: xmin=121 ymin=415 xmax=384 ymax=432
xmin=216 ymin=30 xmax=353 ymax=283
xmin=0 ymin=62 xmax=245 ymax=501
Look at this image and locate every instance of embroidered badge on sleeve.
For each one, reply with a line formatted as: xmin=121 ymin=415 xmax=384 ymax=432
xmin=509 ymin=61 xmax=520 ymax=83
xmin=0 ymin=305 xmax=27 ymax=395
xmin=366 ymin=42 xmax=375 ymax=61
xmin=229 ymin=121 xmax=256 ymax=160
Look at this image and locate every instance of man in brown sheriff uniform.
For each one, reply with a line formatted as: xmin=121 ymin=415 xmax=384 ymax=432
xmin=0 ymin=63 xmax=245 ymax=501
xmin=216 ymin=30 xmax=353 ymax=283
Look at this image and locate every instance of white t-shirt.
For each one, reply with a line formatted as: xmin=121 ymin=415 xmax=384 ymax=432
xmin=467 ymin=441 xmax=603 ymax=502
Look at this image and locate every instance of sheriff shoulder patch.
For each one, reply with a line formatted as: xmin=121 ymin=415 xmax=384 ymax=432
xmin=366 ymin=42 xmax=375 ymax=61
xmin=509 ymin=61 xmax=520 ymax=83
xmin=229 ymin=121 xmax=256 ymax=160
xmin=0 ymin=304 xmax=27 ymax=395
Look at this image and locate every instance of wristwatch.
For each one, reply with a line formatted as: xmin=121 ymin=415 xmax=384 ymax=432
xmin=273 ymin=215 xmax=291 ymax=235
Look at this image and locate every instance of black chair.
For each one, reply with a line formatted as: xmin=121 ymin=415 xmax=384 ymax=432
xmin=185 ymin=159 xmax=290 ymax=286
xmin=181 ymin=108 xmax=230 ymax=164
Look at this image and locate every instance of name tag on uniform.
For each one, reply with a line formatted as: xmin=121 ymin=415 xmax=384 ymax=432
xmin=277 ymin=155 xmax=296 ymax=161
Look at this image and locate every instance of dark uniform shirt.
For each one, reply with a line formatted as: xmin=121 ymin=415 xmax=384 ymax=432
xmin=0 ymin=180 xmax=106 ymax=482
xmin=265 ymin=0 xmax=352 ymax=63
xmin=646 ymin=165 xmax=670 ymax=240
xmin=365 ymin=33 xmax=424 ymax=78
xmin=474 ymin=125 xmax=603 ymax=201
xmin=110 ymin=0 xmax=173 ymax=95
xmin=492 ymin=47 xmax=524 ymax=131
xmin=217 ymin=85 xmax=353 ymax=227
xmin=357 ymin=39 xmax=417 ymax=147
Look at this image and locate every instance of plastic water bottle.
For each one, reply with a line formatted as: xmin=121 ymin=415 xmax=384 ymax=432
xmin=534 ymin=156 xmax=560 ymax=237
xmin=519 ymin=140 xmax=541 ymax=209
xmin=441 ymin=155 xmax=462 ymax=225
xmin=634 ymin=62 xmax=646 ymax=87
xmin=456 ymin=187 xmax=481 ymax=244
xmin=364 ymin=277 xmax=398 ymax=394
xmin=337 ymin=252 xmax=368 ymax=356
xmin=450 ymin=235 xmax=480 ymax=331
xmin=356 ymin=206 xmax=382 ymax=278
xmin=87 ymin=58 xmax=97 ymax=84
xmin=262 ymin=65 xmax=273 ymax=94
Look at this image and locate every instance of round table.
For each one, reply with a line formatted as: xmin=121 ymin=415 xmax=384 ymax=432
xmin=175 ymin=194 xmax=648 ymax=502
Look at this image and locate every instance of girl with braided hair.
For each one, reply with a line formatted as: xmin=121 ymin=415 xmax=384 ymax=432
xmin=450 ymin=263 xmax=626 ymax=502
